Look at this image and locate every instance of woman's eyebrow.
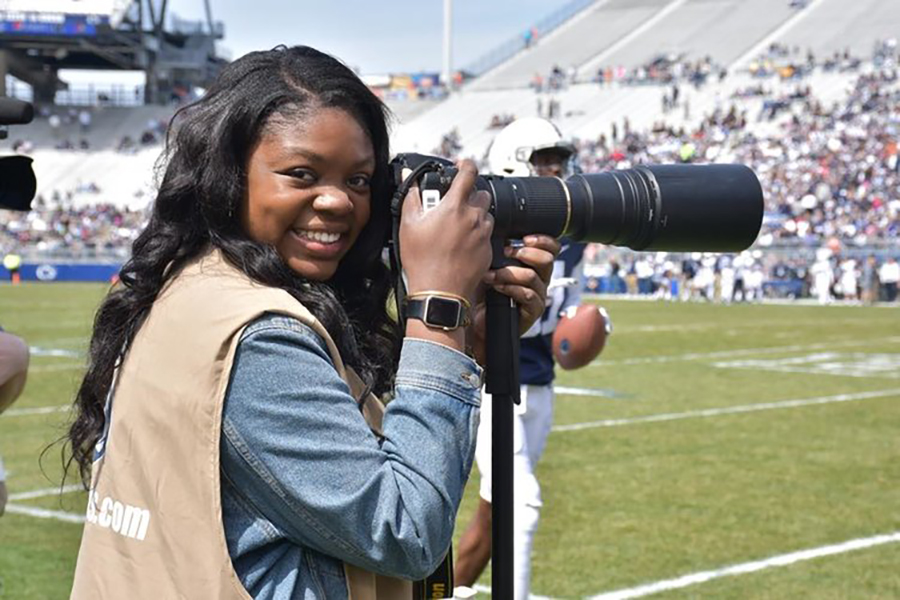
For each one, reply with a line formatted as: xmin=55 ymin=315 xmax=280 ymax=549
xmin=277 ymin=146 xmax=326 ymax=163
xmin=276 ymin=147 xmax=375 ymax=170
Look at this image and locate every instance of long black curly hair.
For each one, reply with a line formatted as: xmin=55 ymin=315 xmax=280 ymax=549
xmin=66 ymin=45 xmax=401 ymax=486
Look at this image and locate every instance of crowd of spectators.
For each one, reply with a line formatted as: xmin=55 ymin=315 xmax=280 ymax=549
xmin=585 ymin=248 xmax=900 ymax=304
xmin=0 ymin=196 xmax=148 ymax=261
xmin=593 ymin=54 xmax=727 ymax=88
xmin=7 ymin=105 xmax=173 ymax=154
xmin=530 ymin=54 xmax=727 ymax=93
xmin=747 ymin=42 xmax=864 ymax=80
xmin=574 ymin=64 xmax=900 ymax=250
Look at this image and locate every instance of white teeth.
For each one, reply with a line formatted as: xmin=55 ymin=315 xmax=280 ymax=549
xmin=298 ymin=230 xmax=341 ymax=243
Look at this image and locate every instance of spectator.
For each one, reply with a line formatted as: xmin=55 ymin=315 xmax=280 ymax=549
xmin=879 ymin=256 xmax=900 ymax=301
xmin=79 ymin=109 xmax=92 ymax=133
xmin=861 ymin=255 xmax=879 ymax=304
xmin=48 ymin=113 xmax=61 ymax=140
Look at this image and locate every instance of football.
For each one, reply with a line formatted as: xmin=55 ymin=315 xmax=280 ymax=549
xmin=552 ymin=304 xmax=610 ymax=370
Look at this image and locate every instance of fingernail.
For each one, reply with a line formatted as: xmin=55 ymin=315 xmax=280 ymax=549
xmin=504 ymin=246 xmax=516 ymax=257
xmin=483 ymin=272 xmax=496 ymax=283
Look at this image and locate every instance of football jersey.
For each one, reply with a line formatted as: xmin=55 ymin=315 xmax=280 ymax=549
xmin=520 ymin=241 xmax=586 ymax=385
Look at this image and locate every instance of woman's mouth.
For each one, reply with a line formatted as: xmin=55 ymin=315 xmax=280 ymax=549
xmin=290 ymin=229 xmax=346 ymax=257
xmin=295 ymin=229 xmax=341 ymax=244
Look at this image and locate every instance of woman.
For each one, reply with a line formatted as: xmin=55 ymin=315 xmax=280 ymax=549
xmin=67 ymin=46 xmax=557 ymax=599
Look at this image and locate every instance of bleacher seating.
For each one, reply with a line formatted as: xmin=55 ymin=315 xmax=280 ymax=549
xmin=773 ymin=0 xmax=900 ymax=59
xmin=469 ymin=0 xmax=670 ymax=91
xmin=394 ymin=0 xmax=898 ymax=161
xmin=577 ymin=0 xmax=796 ymax=79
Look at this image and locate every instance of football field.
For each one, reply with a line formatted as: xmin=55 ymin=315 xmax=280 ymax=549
xmin=1 ymin=283 xmax=898 ymax=599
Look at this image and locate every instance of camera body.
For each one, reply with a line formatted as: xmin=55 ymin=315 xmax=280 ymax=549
xmin=0 ymin=97 xmax=37 ymax=212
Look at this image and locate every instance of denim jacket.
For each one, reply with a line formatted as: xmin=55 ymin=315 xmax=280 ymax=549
xmin=220 ymin=314 xmax=482 ymax=599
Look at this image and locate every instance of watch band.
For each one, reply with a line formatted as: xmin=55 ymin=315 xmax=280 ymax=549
xmin=405 ymin=295 xmax=470 ymax=331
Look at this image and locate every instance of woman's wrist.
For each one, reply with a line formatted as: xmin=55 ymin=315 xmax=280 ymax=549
xmin=404 ymin=320 xmax=467 ymax=354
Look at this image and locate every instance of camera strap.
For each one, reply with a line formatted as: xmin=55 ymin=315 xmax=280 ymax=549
xmin=412 ymin=548 xmax=454 ymax=600
xmin=388 ymin=158 xmax=446 ymax=323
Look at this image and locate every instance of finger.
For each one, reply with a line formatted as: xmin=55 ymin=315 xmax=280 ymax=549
xmin=503 ymin=246 xmax=556 ymax=283
xmin=443 ymin=159 xmax=479 ymax=208
xmin=490 ymin=283 xmax=542 ymax=310
xmin=485 ymin=266 xmax=546 ymax=291
xmin=400 ymin=168 xmax=423 ymax=220
xmin=522 ymin=234 xmax=561 ymax=256
xmin=467 ymin=189 xmax=492 ymax=212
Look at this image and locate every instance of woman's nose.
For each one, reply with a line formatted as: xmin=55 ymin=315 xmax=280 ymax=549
xmin=312 ymin=189 xmax=353 ymax=214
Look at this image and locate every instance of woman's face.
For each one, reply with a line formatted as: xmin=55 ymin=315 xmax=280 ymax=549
xmin=243 ymin=107 xmax=374 ymax=281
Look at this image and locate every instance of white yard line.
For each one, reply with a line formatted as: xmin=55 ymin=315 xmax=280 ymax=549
xmin=28 ymin=363 xmax=84 ymax=374
xmin=554 ymin=386 xmax=620 ymax=398
xmin=552 ymin=389 xmax=900 ymax=433
xmin=590 ymin=336 xmax=900 ymax=367
xmin=4 ymin=405 xmax=70 ymax=417
xmin=587 ymin=531 xmax=900 ymax=600
xmin=470 ymin=584 xmax=552 ymax=599
xmin=9 ymin=484 xmax=83 ymax=501
xmin=5 ymin=504 xmax=85 ymax=524
xmin=29 ymin=346 xmax=81 ymax=358
xmin=471 ymin=531 xmax=900 ymax=599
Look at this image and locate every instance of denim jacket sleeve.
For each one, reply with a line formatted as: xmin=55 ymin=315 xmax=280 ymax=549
xmin=220 ymin=313 xmax=482 ymax=580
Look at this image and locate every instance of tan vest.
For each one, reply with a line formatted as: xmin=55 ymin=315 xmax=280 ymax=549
xmin=70 ymin=249 xmax=411 ymax=599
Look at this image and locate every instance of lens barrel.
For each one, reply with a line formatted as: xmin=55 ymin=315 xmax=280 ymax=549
xmin=485 ymin=164 xmax=763 ymax=252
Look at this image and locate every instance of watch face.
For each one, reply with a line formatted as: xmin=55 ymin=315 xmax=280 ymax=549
xmin=425 ymin=297 xmax=462 ymax=329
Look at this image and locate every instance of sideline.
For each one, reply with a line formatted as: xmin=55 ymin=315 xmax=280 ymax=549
xmin=4 ymin=485 xmax=86 ymax=525
xmin=587 ymin=531 xmax=900 ymax=599
xmin=552 ymin=388 xmax=900 ymax=433
xmin=28 ymin=363 xmax=84 ymax=374
xmin=589 ymin=336 xmax=900 ymax=367
xmin=554 ymin=386 xmax=625 ymax=399
xmin=4 ymin=405 xmax=70 ymax=417
xmin=470 ymin=531 xmax=900 ymax=599
xmin=5 ymin=504 xmax=85 ymax=524
xmin=9 ymin=484 xmax=83 ymax=501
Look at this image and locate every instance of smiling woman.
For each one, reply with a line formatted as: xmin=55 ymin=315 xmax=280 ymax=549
xmin=243 ymin=108 xmax=374 ymax=282
xmin=63 ymin=45 xmax=558 ymax=600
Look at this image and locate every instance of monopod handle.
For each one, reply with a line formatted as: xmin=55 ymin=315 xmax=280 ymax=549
xmin=485 ymin=235 xmax=519 ymax=599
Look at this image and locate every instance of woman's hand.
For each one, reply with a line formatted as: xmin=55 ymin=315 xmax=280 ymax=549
xmin=468 ymin=235 xmax=561 ymax=365
xmin=399 ymin=159 xmax=494 ymax=305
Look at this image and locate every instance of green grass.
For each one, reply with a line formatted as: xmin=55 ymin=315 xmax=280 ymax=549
xmin=1 ymin=284 xmax=899 ymax=598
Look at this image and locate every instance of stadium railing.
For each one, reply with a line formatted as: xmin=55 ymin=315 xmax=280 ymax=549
xmin=460 ymin=0 xmax=595 ymax=79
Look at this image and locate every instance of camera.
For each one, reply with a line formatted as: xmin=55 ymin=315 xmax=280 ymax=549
xmin=389 ymin=153 xmax=764 ymax=252
xmin=0 ymin=97 xmax=37 ymax=212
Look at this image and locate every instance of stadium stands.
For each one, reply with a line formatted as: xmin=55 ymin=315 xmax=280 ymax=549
xmin=469 ymin=0 xmax=671 ymax=91
xmin=2 ymin=0 xmax=898 ymax=301
xmin=771 ymin=0 xmax=900 ymax=61
xmin=578 ymin=0 xmax=796 ymax=81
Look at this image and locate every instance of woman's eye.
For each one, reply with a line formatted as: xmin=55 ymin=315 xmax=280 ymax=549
xmin=287 ymin=169 xmax=316 ymax=183
xmin=348 ymin=175 xmax=371 ymax=189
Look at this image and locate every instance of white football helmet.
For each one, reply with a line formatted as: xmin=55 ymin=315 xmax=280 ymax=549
xmin=486 ymin=117 xmax=576 ymax=177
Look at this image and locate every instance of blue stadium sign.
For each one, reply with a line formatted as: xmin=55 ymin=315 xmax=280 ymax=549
xmin=0 ymin=12 xmax=108 ymax=36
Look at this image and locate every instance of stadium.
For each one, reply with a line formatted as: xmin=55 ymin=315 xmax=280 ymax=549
xmin=0 ymin=0 xmax=898 ymax=598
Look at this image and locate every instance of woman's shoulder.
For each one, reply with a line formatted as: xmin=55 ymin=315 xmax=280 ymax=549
xmin=240 ymin=312 xmax=330 ymax=356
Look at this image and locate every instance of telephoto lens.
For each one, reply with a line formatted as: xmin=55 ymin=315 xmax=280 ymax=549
xmin=484 ymin=164 xmax=764 ymax=252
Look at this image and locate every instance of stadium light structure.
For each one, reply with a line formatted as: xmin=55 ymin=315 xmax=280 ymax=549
xmin=443 ymin=0 xmax=452 ymax=92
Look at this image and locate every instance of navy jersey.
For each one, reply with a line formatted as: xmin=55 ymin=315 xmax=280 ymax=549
xmin=520 ymin=241 xmax=586 ymax=385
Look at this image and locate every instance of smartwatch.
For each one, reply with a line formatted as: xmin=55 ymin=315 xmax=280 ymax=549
xmin=405 ymin=295 xmax=470 ymax=331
